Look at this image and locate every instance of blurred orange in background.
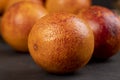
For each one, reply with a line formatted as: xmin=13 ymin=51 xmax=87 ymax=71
xmin=5 ymin=0 xmax=44 ymax=11
xmin=1 ymin=1 xmax=47 ymax=52
xmin=46 ymin=0 xmax=92 ymax=14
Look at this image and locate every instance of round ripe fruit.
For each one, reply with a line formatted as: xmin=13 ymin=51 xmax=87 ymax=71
xmin=1 ymin=1 xmax=48 ymax=52
xmin=5 ymin=0 xmax=44 ymax=11
xmin=28 ymin=12 xmax=94 ymax=74
xmin=46 ymin=0 xmax=91 ymax=14
xmin=78 ymin=6 xmax=120 ymax=59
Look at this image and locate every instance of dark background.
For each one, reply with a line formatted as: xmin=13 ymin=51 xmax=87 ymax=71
xmin=92 ymin=0 xmax=114 ymax=9
xmin=1 ymin=0 xmax=120 ymax=80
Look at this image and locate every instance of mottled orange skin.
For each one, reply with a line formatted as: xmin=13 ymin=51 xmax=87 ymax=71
xmin=28 ymin=12 xmax=94 ymax=74
xmin=1 ymin=2 xmax=47 ymax=52
xmin=0 ymin=0 xmax=8 ymax=13
xmin=46 ymin=0 xmax=91 ymax=14
xmin=6 ymin=0 xmax=44 ymax=11
xmin=78 ymin=6 xmax=120 ymax=59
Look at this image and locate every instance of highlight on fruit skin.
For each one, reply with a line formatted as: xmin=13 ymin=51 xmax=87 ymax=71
xmin=78 ymin=6 xmax=120 ymax=59
xmin=28 ymin=12 xmax=94 ymax=74
xmin=46 ymin=0 xmax=92 ymax=14
xmin=1 ymin=1 xmax=48 ymax=52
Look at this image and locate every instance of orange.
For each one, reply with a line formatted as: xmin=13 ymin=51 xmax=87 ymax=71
xmin=1 ymin=1 xmax=47 ymax=52
xmin=28 ymin=12 xmax=94 ymax=73
xmin=6 ymin=0 xmax=43 ymax=11
xmin=46 ymin=0 xmax=91 ymax=14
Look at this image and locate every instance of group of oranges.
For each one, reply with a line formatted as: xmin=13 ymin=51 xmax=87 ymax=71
xmin=0 ymin=0 xmax=120 ymax=74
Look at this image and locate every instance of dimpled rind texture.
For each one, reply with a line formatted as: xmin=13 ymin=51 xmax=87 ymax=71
xmin=28 ymin=12 xmax=94 ymax=74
